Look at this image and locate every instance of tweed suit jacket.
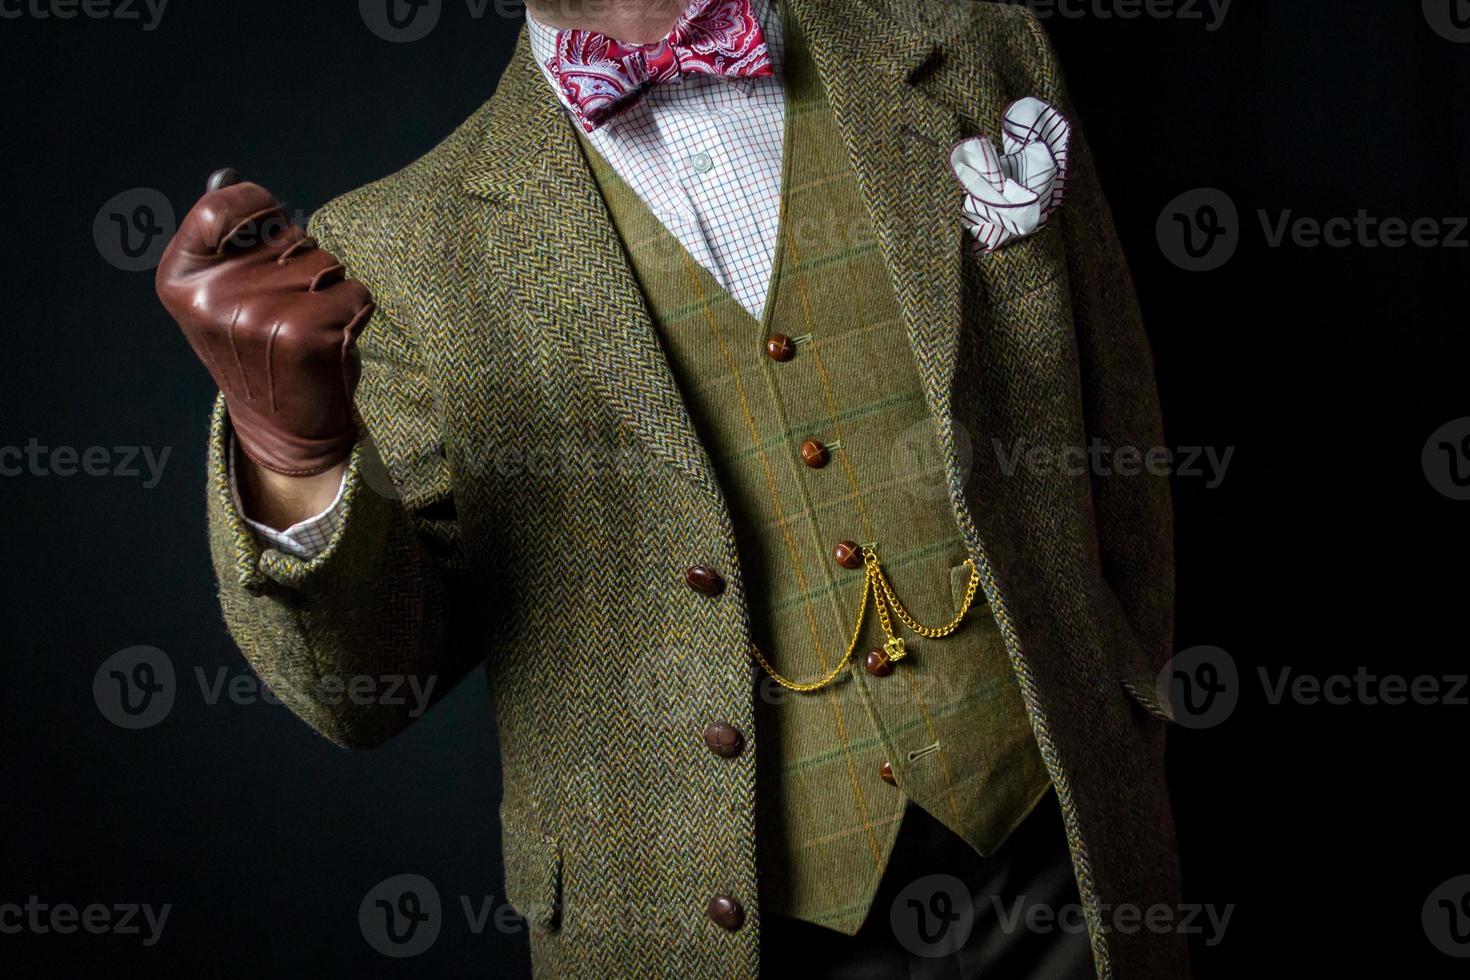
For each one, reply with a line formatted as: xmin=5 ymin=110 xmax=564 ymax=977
xmin=203 ymin=1 xmax=1184 ymax=977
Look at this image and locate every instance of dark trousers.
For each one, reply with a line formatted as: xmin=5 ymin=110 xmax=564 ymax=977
xmin=762 ymin=793 xmax=1095 ymax=979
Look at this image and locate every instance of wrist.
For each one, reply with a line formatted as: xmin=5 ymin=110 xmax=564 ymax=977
xmin=237 ymin=442 xmax=348 ymax=531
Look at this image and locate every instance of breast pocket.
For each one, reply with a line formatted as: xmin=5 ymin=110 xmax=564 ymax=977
xmin=970 ymin=219 xmax=1068 ymax=309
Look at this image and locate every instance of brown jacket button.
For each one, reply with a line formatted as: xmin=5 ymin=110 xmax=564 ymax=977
xmin=880 ymin=761 xmax=897 ymax=785
xmin=865 ymin=648 xmax=896 ymax=677
xmin=685 ymin=565 xmax=725 ymax=596
xmin=704 ymin=722 xmax=745 ymax=758
xmin=765 ymin=334 xmax=796 ymax=362
xmin=833 ymin=541 xmax=864 ymax=570
xmin=800 ymin=439 xmax=830 ymax=469
xmin=707 ymin=894 xmax=745 ymax=930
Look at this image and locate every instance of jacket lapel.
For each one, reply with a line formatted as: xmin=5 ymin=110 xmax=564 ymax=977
xmin=785 ymin=0 xmax=973 ymax=425
xmin=465 ymin=33 xmax=725 ymax=503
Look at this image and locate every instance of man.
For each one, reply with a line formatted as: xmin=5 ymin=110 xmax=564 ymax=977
xmin=155 ymin=0 xmax=1183 ymax=976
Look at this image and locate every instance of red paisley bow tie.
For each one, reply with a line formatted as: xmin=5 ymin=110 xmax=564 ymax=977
xmin=547 ymin=0 xmax=774 ymax=133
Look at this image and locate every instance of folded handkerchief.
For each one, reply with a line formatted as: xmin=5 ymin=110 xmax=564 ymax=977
xmin=950 ymin=97 xmax=1072 ymax=253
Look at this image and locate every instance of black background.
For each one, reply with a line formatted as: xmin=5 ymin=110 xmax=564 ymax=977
xmin=2 ymin=0 xmax=1467 ymax=976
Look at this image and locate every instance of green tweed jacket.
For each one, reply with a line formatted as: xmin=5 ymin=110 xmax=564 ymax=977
xmin=204 ymin=1 xmax=1183 ymax=977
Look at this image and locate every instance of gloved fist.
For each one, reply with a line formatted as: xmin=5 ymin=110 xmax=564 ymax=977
xmin=155 ymin=177 xmax=375 ymax=477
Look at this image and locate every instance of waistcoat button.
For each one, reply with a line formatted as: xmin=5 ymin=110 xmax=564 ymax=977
xmin=880 ymin=761 xmax=897 ymax=785
xmin=833 ymin=541 xmax=864 ymax=570
xmin=765 ymin=334 xmax=796 ymax=362
xmin=800 ymin=439 xmax=830 ymax=469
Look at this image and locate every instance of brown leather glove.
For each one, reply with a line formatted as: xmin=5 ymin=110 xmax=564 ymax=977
xmin=156 ymin=179 xmax=375 ymax=476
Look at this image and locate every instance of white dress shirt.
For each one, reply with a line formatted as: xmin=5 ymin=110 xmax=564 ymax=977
xmin=242 ymin=0 xmax=790 ymax=558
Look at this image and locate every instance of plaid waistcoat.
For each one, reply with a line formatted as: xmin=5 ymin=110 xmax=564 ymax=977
xmin=575 ymin=4 xmax=1049 ymax=932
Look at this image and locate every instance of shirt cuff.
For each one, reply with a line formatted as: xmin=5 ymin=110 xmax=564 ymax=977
xmin=227 ymin=436 xmax=349 ymax=560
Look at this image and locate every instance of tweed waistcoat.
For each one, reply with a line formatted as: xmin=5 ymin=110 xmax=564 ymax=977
xmin=575 ymin=6 xmax=1050 ymax=933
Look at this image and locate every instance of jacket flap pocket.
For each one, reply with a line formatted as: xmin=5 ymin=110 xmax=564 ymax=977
xmin=499 ymin=802 xmax=561 ymax=934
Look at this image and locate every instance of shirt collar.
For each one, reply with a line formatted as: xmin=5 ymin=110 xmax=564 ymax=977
xmin=526 ymin=0 xmax=778 ymax=116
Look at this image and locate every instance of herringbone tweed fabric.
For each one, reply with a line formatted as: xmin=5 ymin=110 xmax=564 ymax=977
xmin=202 ymin=1 xmax=1184 ymax=977
xmin=576 ymin=0 xmax=1050 ymax=935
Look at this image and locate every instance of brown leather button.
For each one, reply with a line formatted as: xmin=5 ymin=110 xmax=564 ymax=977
xmin=800 ymin=439 xmax=830 ymax=469
xmin=833 ymin=541 xmax=864 ymax=570
xmin=707 ymin=895 xmax=745 ymax=931
xmin=865 ymin=647 xmax=896 ymax=677
xmin=880 ymin=761 xmax=896 ymax=785
xmin=765 ymin=334 xmax=796 ymax=362
xmin=685 ymin=565 xmax=725 ymax=597
xmin=704 ymin=722 xmax=745 ymax=759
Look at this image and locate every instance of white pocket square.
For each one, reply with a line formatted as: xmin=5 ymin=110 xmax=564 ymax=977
xmin=949 ymin=97 xmax=1072 ymax=253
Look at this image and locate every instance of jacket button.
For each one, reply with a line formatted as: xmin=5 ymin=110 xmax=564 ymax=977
xmin=765 ymin=334 xmax=796 ymax=362
xmin=833 ymin=541 xmax=864 ymax=570
xmin=800 ymin=439 xmax=830 ymax=469
xmin=685 ymin=565 xmax=725 ymax=596
xmin=707 ymin=894 xmax=745 ymax=931
xmin=865 ymin=647 xmax=896 ymax=677
xmin=880 ymin=761 xmax=897 ymax=785
xmin=704 ymin=722 xmax=745 ymax=759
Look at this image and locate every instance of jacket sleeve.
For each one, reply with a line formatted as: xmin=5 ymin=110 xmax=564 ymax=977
xmin=1015 ymin=11 xmax=1177 ymax=682
xmin=204 ymin=208 xmax=483 ymax=749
